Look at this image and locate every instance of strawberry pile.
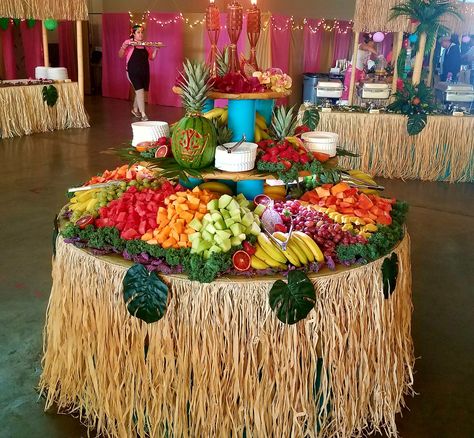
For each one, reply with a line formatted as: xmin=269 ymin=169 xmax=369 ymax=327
xmin=85 ymin=164 xmax=153 ymax=186
xmin=95 ymin=181 xmax=180 ymax=240
xmin=257 ymin=138 xmax=313 ymax=170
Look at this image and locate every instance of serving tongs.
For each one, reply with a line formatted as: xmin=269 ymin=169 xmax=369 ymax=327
xmin=222 ymin=134 xmax=246 ymax=154
xmin=262 ymin=215 xmax=295 ymax=251
xmin=340 ymin=172 xmax=385 ymax=191
xmin=68 ymin=180 xmax=123 ymax=193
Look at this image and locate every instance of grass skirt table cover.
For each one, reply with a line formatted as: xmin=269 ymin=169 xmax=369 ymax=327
xmin=40 ymin=235 xmax=414 ymax=437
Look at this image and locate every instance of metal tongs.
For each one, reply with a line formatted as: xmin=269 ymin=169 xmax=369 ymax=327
xmin=67 ymin=180 xmax=123 ymax=193
xmin=340 ymin=172 xmax=385 ymax=191
xmin=222 ymin=134 xmax=246 ymax=154
xmin=263 ymin=215 xmax=295 ymax=251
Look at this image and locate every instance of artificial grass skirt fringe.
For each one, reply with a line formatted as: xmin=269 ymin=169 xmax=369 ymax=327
xmin=40 ymin=236 xmax=414 ymax=437
xmin=0 ymin=0 xmax=88 ymax=21
xmin=318 ymin=112 xmax=474 ymax=183
xmin=0 ymin=82 xmax=89 ymax=139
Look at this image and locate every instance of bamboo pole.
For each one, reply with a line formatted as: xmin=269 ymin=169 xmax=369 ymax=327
xmin=76 ymin=20 xmax=84 ymax=100
xmin=427 ymin=35 xmax=437 ymax=86
xmin=348 ymin=31 xmax=360 ymax=105
xmin=42 ymin=21 xmax=49 ymax=67
xmin=412 ymin=32 xmax=427 ymax=85
xmin=391 ymin=32 xmax=404 ymax=100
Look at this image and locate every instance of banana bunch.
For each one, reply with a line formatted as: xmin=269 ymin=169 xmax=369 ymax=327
xmin=263 ymin=184 xmax=286 ymax=201
xmin=251 ymin=232 xmax=324 ymax=270
xmin=203 ymin=107 xmax=228 ymax=126
xmin=347 ymin=170 xmax=378 ymax=195
xmin=198 ymin=181 xmax=233 ymax=195
xmin=254 ymin=112 xmax=271 ymax=142
xmin=68 ymin=189 xmax=102 ymax=222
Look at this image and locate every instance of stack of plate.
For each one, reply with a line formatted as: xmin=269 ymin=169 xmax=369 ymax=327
xmin=47 ymin=67 xmax=68 ymax=81
xmin=215 ymin=142 xmax=258 ymax=172
xmin=131 ymin=121 xmax=169 ymax=146
xmin=301 ymin=131 xmax=338 ymax=157
xmin=35 ymin=66 xmax=49 ymax=79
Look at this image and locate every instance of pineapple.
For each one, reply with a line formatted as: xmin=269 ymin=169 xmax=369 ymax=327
xmin=270 ymin=105 xmax=297 ymax=141
xmin=172 ymin=60 xmax=217 ymax=169
xmin=216 ymin=47 xmax=230 ymax=77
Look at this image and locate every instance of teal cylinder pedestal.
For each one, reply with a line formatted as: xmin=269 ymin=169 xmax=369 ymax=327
xmin=216 ymin=179 xmax=237 ymax=193
xmin=179 ymin=177 xmax=203 ymax=189
xmin=255 ymin=99 xmax=275 ymax=126
xmin=236 ymin=179 xmax=264 ymax=200
xmin=228 ymin=99 xmax=256 ymax=142
xmin=203 ymin=99 xmax=215 ymax=113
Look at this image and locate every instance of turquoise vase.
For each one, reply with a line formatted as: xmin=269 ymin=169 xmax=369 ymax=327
xmin=228 ymin=99 xmax=256 ymax=142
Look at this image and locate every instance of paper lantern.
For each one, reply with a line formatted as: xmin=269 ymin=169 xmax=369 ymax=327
xmin=462 ymin=35 xmax=471 ymax=44
xmin=0 ymin=17 xmax=9 ymax=30
xmin=408 ymin=34 xmax=418 ymax=43
xmin=27 ymin=18 xmax=36 ymax=28
xmin=373 ymin=32 xmax=385 ymax=43
xmin=44 ymin=18 xmax=58 ymax=31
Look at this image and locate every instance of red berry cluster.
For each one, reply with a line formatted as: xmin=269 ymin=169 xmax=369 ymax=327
xmin=294 ymin=124 xmax=311 ymax=135
xmin=258 ymin=139 xmax=312 ymax=169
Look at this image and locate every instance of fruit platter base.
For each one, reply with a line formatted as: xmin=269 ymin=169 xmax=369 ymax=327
xmin=39 ymin=234 xmax=414 ymax=438
xmin=172 ymin=86 xmax=291 ymax=100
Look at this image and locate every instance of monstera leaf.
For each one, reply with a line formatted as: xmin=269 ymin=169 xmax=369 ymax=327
xmin=302 ymin=107 xmax=320 ymax=131
xmin=123 ymin=264 xmax=169 ymax=323
xmin=269 ymin=271 xmax=316 ymax=325
xmin=407 ymin=113 xmax=427 ymax=136
xmin=42 ymin=85 xmax=58 ymax=107
xmin=381 ymin=252 xmax=399 ymax=299
xmin=52 ymin=215 xmax=59 ymax=258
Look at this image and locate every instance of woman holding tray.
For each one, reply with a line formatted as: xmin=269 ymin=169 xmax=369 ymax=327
xmin=119 ymin=24 xmax=159 ymax=121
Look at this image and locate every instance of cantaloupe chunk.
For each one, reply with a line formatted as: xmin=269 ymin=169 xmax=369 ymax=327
xmin=147 ymin=239 xmax=158 ymax=245
xmin=330 ymin=182 xmax=350 ymax=196
xmin=162 ymin=237 xmax=177 ymax=249
xmin=141 ymin=232 xmax=153 ymax=241
xmin=179 ymin=211 xmax=194 ymax=222
xmin=179 ymin=233 xmax=188 ymax=242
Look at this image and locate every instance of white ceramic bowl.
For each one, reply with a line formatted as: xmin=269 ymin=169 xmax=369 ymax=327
xmin=215 ymin=142 xmax=258 ymax=172
xmin=301 ymin=131 xmax=338 ymax=157
xmin=35 ymin=66 xmax=49 ymax=79
xmin=131 ymin=121 xmax=169 ymax=146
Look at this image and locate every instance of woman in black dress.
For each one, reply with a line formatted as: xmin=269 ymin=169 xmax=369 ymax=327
xmin=118 ymin=25 xmax=158 ymax=121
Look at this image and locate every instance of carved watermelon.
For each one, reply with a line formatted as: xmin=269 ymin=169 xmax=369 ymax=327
xmin=171 ymin=115 xmax=217 ymax=169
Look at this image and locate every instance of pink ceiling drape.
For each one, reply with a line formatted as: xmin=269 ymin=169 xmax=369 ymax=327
xmin=20 ymin=21 xmax=42 ymax=78
xmin=58 ymin=21 xmax=77 ymax=81
xmin=102 ymin=13 xmax=130 ymax=99
xmin=146 ymin=13 xmax=184 ymax=107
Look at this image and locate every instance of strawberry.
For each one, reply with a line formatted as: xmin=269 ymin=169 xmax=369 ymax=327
xmin=242 ymin=241 xmax=256 ymax=255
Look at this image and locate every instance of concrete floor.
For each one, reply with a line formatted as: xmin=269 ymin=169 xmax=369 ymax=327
xmin=0 ymin=96 xmax=473 ymax=437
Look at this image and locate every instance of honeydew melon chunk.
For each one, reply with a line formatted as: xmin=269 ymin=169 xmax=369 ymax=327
xmin=236 ymin=193 xmax=248 ymax=206
xmin=226 ymin=199 xmax=240 ymax=212
xmin=254 ymin=216 xmax=261 ymax=226
xmin=211 ymin=212 xmax=223 ymax=222
xmin=231 ymin=236 xmax=243 ymax=247
xmin=218 ymin=194 xmax=233 ymax=209
xmin=224 ymin=218 xmax=236 ymax=228
xmin=188 ymin=232 xmax=201 ymax=242
xmin=207 ymin=199 xmax=219 ymax=211
xmin=195 ymin=240 xmax=212 ymax=253
xmin=247 ymin=222 xmax=261 ymax=236
xmin=214 ymin=219 xmax=226 ymax=230
xmin=203 ymin=213 xmax=213 ymax=223
xmin=189 ymin=218 xmax=203 ymax=231
xmin=203 ymin=249 xmax=210 ymax=259
xmin=229 ymin=209 xmax=241 ymax=221
xmin=218 ymin=239 xmax=232 ymax=252
xmin=238 ymin=233 xmax=247 ymax=241
xmin=241 ymin=212 xmax=255 ymax=227
xmin=254 ymin=204 xmax=267 ymax=217
xmin=230 ymin=223 xmax=244 ymax=237
xmin=241 ymin=207 xmax=250 ymax=214
xmin=216 ymin=230 xmax=232 ymax=240
xmin=205 ymin=223 xmax=217 ymax=234
xmin=201 ymin=230 xmax=213 ymax=242
xmin=221 ymin=209 xmax=230 ymax=219
xmin=208 ymin=245 xmax=222 ymax=254
xmin=214 ymin=234 xmax=224 ymax=245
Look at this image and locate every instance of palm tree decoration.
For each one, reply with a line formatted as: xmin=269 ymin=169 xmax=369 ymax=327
xmin=390 ymin=0 xmax=462 ymax=84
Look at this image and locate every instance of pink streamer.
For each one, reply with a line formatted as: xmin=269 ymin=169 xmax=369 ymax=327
xmin=2 ymin=23 xmax=16 ymax=79
xmin=102 ymin=13 xmax=131 ymax=100
xmin=271 ymin=15 xmax=291 ymax=105
xmin=303 ymin=19 xmax=324 ymax=73
xmin=58 ymin=21 xmax=77 ymax=81
xmin=20 ymin=21 xmax=42 ymax=78
xmin=146 ymin=13 xmax=184 ymax=107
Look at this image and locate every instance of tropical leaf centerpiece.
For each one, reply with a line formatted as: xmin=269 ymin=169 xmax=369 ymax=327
xmin=387 ymin=79 xmax=436 ymax=135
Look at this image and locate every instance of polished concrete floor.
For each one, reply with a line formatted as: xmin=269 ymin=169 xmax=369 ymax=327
xmin=0 ymin=96 xmax=473 ymax=437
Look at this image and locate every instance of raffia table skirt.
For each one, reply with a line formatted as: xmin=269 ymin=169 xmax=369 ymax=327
xmin=0 ymin=82 xmax=89 ymax=138
xmin=318 ymin=111 xmax=474 ymax=183
xmin=39 ymin=236 xmax=414 ymax=438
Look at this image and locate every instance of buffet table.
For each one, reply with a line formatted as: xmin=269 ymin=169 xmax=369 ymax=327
xmin=318 ymin=111 xmax=474 ymax=182
xmin=40 ymin=234 xmax=414 ymax=438
xmin=0 ymin=81 xmax=89 ymax=138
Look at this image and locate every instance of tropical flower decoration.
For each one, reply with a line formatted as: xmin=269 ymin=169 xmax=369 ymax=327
xmin=253 ymin=68 xmax=292 ymax=93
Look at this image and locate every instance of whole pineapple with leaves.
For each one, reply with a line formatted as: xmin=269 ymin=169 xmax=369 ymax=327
xmin=270 ymin=105 xmax=298 ymax=141
xmin=172 ymin=60 xmax=217 ymax=169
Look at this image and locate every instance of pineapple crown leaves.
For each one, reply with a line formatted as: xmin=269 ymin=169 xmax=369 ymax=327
xmin=177 ymin=59 xmax=213 ymax=114
xmin=211 ymin=119 xmax=233 ymax=146
xmin=270 ymin=105 xmax=298 ymax=141
xmin=216 ymin=47 xmax=230 ymax=77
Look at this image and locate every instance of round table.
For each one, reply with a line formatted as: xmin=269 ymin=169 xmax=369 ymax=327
xmin=40 ymin=234 xmax=414 ymax=437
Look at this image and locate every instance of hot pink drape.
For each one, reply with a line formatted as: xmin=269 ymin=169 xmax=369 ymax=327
xmin=332 ymin=24 xmax=353 ymax=65
xmin=303 ymin=19 xmax=324 ymax=73
xmin=20 ymin=21 xmax=42 ymax=78
xmin=1 ymin=24 xmax=17 ymax=79
xmin=146 ymin=13 xmax=184 ymax=107
xmin=58 ymin=21 xmax=77 ymax=81
xmin=271 ymin=15 xmax=291 ymax=73
xmin=102 ymin=13 xmax=130 ymax=99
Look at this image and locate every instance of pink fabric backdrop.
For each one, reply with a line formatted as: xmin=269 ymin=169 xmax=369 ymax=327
xmin=102 ymin=13 xmax=130 ymax=99
xmin=58 ymin=21 xmax=77 ymax=81
xmin=20 ymin=21 xmax=42 ymax=78
xmin=271 ymin=15 xmax=291 ymax=73
xmin=303 ymin=19 xmax=324 ymax=73
xmin=2 ymin=24 xmax=17 ymax=79
xmin=332 ymin=25 xmax=353 ymax=65
xmin=146 ymin=13 xmax=184 ymax=107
